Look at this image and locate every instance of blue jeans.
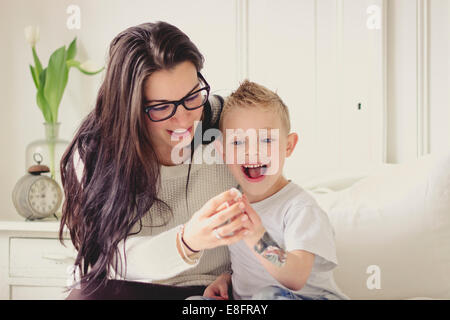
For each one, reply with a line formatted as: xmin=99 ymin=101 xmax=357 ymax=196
xmin=252 ymin=285 xmax=339 ymax=300
xmin=186 ymin=286 xmax=343 ymax=300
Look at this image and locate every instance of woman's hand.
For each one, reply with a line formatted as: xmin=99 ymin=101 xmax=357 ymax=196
xmin=203 ymin=272 xmax=232 ymax=300
xmin=183 ymin=188 xmax=251 ymax=253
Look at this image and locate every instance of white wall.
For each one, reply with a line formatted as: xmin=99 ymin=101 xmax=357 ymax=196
xmin=428 ymin=0 xmax=450 ymax=154
xmin=247 ymin=0 xmax=385 ymax=181
xmin=387 ymin=0 xmax=450 ymax=162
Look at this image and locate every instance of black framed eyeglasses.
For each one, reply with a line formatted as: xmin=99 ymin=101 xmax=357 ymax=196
xmin=144 ymin=72 xmax=210 ymax=122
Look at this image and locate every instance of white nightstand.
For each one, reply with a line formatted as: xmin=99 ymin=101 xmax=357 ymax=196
xmin=0 ymin=217 xmax=76 ymax=300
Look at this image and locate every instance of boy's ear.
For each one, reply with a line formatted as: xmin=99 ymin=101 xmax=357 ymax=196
xmin=286 ymin=133 xmax=298 ymax=158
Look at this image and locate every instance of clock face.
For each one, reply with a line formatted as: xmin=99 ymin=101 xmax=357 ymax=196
xmin=28 ymin=178 xmax=61 ymax=216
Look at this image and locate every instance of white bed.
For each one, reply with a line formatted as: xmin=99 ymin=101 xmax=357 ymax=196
xmin=303 ymin=150 xmax=450 ymax=300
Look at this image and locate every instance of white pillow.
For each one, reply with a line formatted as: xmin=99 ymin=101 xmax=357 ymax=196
xmin=308 ymin=150 xmax=450 ymax=299
xmin=302 ymin=170 xmax=373 ymax=192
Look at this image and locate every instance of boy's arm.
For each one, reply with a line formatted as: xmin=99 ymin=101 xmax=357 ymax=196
xmin=240 ymin=194 xmax=314 ymax=291
xmin=246 ymin=228 xmax=315 ymax=291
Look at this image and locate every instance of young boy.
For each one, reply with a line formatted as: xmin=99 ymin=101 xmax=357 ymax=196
xmin=206 ymin=80 xmax=348 ymax=300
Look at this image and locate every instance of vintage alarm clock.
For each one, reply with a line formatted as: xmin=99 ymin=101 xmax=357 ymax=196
xmin=12 ymin=153 xmax=63 ymax=220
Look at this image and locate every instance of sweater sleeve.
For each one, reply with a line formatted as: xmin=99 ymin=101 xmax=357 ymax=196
xmin=112 ymin=226 xmax=203 ymax=281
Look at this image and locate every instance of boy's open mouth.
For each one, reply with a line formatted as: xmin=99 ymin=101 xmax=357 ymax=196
xmin=241 ymin=163 xmax=268 ymax=181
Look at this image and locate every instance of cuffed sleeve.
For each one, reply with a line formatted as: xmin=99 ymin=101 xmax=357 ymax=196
xmin=112 ymin=225 xmax=203 ymax=282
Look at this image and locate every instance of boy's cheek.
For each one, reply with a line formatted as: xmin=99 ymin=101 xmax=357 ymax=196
xmin=265 ymin=157 xmax=280 ymax=176
xmin=259 ymin=152 xmax=272 ymax=166
xmin=224 ymin=147 xmax=244 ymax=165
xmin=226 ymin=164 xmax=242 ymax=177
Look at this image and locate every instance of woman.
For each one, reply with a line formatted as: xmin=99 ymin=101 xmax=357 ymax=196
xmin=60 ymin=21 xmax=250 ymax=299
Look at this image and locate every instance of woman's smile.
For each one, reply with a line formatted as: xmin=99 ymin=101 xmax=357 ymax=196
xmin=167 ymin=125 xmax=193 ymax=139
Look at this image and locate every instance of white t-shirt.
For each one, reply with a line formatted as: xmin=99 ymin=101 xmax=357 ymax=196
xmin=229 ymin=181 xmax=349 ymax=300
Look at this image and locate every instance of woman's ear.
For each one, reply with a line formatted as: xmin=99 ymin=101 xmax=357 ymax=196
xmin=285 ymin=132 xmax=298 ymax=158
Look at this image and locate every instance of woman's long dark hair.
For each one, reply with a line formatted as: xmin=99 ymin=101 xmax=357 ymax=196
xmin=59 ymin=22 xmax=204 ymax=294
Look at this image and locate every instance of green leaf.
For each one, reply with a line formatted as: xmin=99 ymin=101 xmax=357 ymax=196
xmin=36 ymin=69 xmax=53 ymax=123
xmin=37 ymin=90 xmax=53 ymax=122
xmin=39 ymin=67 xmax=47 ymax=88
xmin=32 ymin=47 xmax=43 ymax=75
xmin=67 ymin=37 xmax=77 ymax=60
xmin=29 ymin=64 xmax=39 ymax=89
xmin=44 ymin=46 xmax=68 ymax=123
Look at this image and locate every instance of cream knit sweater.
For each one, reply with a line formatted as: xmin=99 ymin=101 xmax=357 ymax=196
xmin=112 ymin=145 xmax=238 ymax=286
xmin=75 ymin=96 xmax=238 ymax=287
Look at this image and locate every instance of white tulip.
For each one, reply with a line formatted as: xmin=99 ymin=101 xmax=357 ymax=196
xmin=24 ymin=26 xmax=40 ymax=47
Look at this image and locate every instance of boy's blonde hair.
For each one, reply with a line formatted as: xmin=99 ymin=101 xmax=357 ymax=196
xmin=220 ymin=80 xmax=291 ymax=134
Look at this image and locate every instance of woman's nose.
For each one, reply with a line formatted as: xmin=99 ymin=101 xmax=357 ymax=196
xmin=171 ymin=104 xmax=192 ymax=125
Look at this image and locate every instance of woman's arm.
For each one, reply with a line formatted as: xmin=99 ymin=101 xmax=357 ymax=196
xmin=113 ymin=189 xmax=250 ymax=281
xmin=73 ymin=144 xmax=249 ymax=282
xmin=113 ymin=226 xmax=202 ymax=281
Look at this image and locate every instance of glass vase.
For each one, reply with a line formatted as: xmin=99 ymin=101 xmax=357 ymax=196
xmin=25 ymin=122 xmax=70 ymax=189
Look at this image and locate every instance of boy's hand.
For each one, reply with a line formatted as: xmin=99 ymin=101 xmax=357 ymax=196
xmin=203 ymin=272 xmax=231 ymax=300
xmin=241 ymin=194 xmax=266 ymax=248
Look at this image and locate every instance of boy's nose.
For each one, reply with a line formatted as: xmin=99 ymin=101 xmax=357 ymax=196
xmin=245 ymin=137 xmax=259 ymax=151
xmin=245 ymin=140 xmax=260 ymax=163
